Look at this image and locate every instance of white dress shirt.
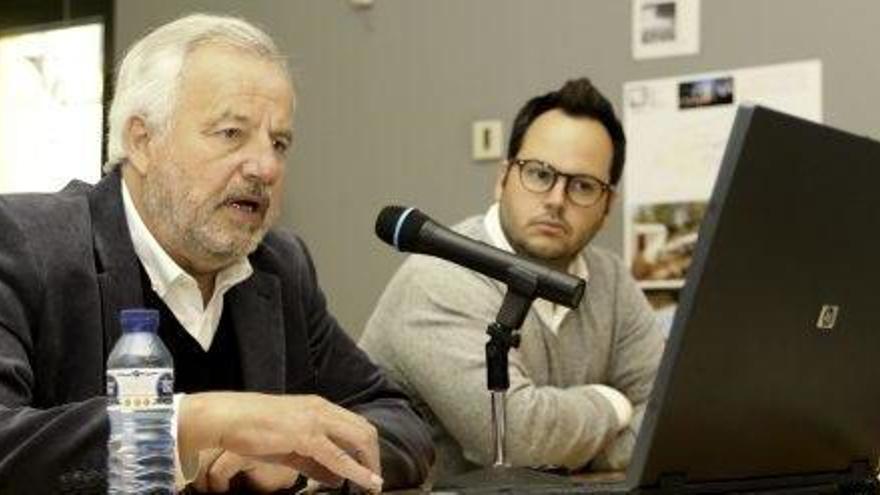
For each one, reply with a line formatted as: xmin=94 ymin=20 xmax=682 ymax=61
xmin=121 ymin=179 xmax=254 ymax=484
xmin=121 ymin=181 xmax=253 ymax=351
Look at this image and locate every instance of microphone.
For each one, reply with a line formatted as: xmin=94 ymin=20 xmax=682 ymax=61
xmin=375 ymin=206 xmax=585 ymax=308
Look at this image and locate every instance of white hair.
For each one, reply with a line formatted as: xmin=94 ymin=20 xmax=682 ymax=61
xmin=105 ymin=13 xmax=287 ymax=172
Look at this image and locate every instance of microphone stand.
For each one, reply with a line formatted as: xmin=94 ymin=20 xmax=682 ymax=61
xmin=435 ymin=267 xmax=581 ymax=492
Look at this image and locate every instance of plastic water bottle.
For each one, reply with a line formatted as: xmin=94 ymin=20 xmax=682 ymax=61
xmin=106 ymin=309 xmax=175 ymax=494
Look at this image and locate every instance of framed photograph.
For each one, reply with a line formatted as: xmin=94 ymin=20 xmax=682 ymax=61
xmin=0 ymin=19 xmax=104 ymax=193
xmin=678 ymin=76 xmax=734 ymax=109
xmin=632 ymin=0 xmax=700 ymax=60
xmin=630 ymin=201 xmax=705 ymax=289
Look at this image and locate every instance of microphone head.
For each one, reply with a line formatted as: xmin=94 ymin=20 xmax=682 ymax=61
xmin=375 ymin=205 xmax=429 ymax=251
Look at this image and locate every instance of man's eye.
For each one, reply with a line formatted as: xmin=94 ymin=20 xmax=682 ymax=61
xmin=571 ymin=179 xmax=598 ymax=193
xmin=532 ymin=169 xmax=554 ymax=182
xmin=220 ymin=128 xmax=242 ymax=139
xmin=273 ymin=139 xmax=290 ymax=154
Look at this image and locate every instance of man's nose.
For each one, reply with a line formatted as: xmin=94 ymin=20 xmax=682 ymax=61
xmin=241 ymin=138 xmax=284 ymax=185
xmin=543 ymin=177 xmax=568 ymax=207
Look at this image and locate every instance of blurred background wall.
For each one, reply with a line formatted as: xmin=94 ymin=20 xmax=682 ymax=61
xmin=11 ymin=0 xmax=875 ymax=337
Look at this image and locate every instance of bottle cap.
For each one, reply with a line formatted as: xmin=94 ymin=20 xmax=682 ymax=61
xmin=119 ymin=308 xmax=160 ymax=333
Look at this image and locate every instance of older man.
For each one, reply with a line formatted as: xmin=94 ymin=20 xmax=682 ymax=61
xmin=0 ymin=14 xmax=432 ymax=494
xmin=361 ymin=78 xmax=664 ymax=477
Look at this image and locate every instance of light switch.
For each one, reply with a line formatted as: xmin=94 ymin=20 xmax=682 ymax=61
xmin=472 ymin=120 xmax=503 ymax=161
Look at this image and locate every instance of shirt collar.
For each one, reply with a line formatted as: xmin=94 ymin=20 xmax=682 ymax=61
xmin=483 ymin=202 xmax=589 ymax=280
xmin=121 ymin=178 xmax=253 ymax=299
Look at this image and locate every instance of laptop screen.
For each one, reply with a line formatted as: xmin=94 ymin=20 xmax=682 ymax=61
xmin=629 ymin=105 xmax=880 ymax=490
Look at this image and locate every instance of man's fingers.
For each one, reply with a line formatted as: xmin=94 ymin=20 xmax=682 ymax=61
xmin=188 ymin=393 xmax=383 ymax=491
xmin=260 ymin=452 xmax=342 ymax=487
xmin=329 ymin=438 xmax=381 ymax=481
xmin=275 ymin=397 xmax=382 ymax=487
xmin=207 ymin=451 xmax=249 ymax=492
xmin=201 ymin=451 xmax=302 ymax=493
xmin=318 ymin=410 xmax=381 ymax=476
xmin=310 ymin=437 xmax=383 ymax=492
xmin=242 ymin=462 xmax=300 ymax=492
xmin=192 ymin=448 xmax=227 ymax=493
xmin=264 ymin=443 xmax=376 ymax=491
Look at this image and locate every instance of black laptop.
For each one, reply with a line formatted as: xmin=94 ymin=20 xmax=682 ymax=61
xmin=442 ymin=105 xmax=880 ymax=494
xmin=617 ymin=105 xmax=880 ymax=493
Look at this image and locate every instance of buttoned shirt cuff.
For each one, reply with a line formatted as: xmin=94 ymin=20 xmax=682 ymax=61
xmin=173 ymin=393 xmax=199 ymax=490
xmin=588 ymin=385 xmax=633 ymax=431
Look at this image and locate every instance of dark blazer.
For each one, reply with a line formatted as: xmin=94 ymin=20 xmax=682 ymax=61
xmin=0 ymin=171 xmax=433 ymax=494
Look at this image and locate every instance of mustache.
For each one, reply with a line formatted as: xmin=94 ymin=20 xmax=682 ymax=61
xmin=220 ymin=180 xmax=271 ymax=203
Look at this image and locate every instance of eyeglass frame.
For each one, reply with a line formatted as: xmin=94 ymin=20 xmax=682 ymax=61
xmin=507 ymin=158 xmax=614 ymax=208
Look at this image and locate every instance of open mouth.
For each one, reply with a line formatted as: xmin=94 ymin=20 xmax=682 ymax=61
xmin=224 ymin=196 xmax=268 ymax=217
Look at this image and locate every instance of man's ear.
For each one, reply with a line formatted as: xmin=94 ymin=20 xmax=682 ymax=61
xmin=124 ymin=116 xmax=154 ymax=175
xmin=494 ymin=161 xmax=511 ymax=202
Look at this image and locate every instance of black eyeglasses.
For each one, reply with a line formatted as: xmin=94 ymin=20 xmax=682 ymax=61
xmin=509 ymin=158 xmax=613 ymax=207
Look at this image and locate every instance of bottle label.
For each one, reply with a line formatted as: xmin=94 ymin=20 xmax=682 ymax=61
xmin=106 ymin=368 xmax=174 ymax=411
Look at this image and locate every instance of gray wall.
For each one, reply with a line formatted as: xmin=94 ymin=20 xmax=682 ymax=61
xmin=116 ymin=0 xmax=880 ymax=337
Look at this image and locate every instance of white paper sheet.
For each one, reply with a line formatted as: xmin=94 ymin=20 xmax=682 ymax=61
xmin=623 ymin=60 xmax=822 ymax=288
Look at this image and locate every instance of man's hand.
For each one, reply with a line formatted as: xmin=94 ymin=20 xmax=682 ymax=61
xmin=179 ymin=393 xmax=383 ymax=492
xmin=192 ymin=449 xmax=301 ymax=493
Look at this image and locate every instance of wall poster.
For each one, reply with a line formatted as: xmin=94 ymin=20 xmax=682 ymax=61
xmin=623 ymin=60 xmax=822 ymax=291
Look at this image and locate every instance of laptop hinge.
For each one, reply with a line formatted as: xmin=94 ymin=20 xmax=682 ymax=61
xmin=840 ymin=460 xmax=877 ymax=493
xmin=657 ymin=472 xmax=688 ymax=494
xmin=653 ymin=463 xmax=877 ymax=494
xmin=847 ymin=460 xmax=870 ymax=479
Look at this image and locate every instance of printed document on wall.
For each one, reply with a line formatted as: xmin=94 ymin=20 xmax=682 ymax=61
xmin=632 ymin=0 xmax=700 ymax=60
xmin=623 ymin=59 xmax=822 ymax=289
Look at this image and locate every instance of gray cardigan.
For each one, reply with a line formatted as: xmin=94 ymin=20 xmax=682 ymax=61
xmin=360 ymin=214 xmax=664 ymax=477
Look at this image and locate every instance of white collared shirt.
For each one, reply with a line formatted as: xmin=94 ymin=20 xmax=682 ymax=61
xmin=121 ymin=179 xmax=255 ymax=484
xmin=483 ymin=203 xmax=589 ymax=335
xmin=121 ymin=180 xmax=253 ymax=351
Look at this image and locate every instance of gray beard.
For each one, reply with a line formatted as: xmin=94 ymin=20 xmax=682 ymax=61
xmin=140 ymin=171 xmax=273 ymax=271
